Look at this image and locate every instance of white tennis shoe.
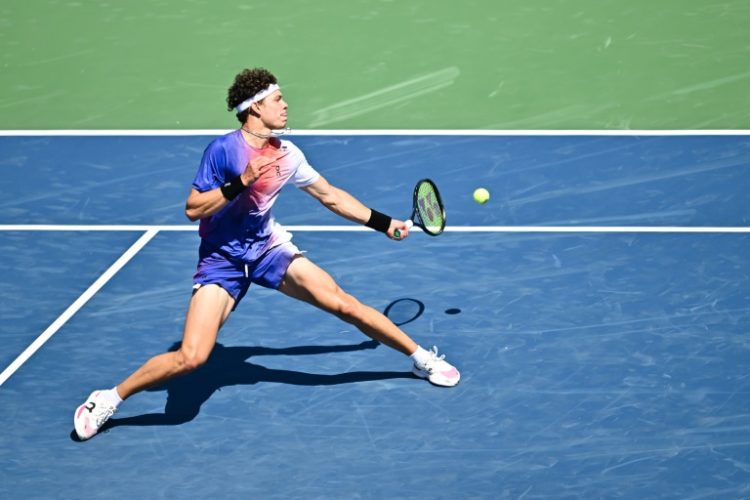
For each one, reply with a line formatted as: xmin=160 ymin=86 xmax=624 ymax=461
xmin=74 ymin=390 xmax=117 ymax=440
xmin=412 ymin=346 xmax=461 ymax=387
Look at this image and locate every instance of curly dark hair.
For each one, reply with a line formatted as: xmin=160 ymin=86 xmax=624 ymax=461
xmin=226 ymin=68 xmax=278 ymax=123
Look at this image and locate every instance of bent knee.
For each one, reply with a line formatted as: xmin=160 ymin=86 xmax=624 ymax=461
xmin=176 ymin=348 xmax=210 ymax=373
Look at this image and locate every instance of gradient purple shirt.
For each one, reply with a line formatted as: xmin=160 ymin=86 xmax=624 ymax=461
xmin=192 ymin=130 xmax=320 ymax=262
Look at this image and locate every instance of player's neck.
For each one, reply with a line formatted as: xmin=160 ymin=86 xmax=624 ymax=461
xmin=240 ymin=125 xmax=271 ymax=149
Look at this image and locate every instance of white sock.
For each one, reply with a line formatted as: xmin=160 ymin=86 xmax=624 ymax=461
xmin=409 ymin=346 xmax=432 ymax=366
xmin=100 ymin=387 xmax=123 ymax=408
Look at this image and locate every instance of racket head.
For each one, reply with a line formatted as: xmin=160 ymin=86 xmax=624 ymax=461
xmin=411 ymin=178 xmax=446 ymax=236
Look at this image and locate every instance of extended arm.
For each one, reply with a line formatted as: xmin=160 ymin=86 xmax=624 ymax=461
xmin=302 ymin=176 xmax=410 ymax=239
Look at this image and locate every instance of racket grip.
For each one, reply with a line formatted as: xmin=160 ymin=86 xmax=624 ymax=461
xmin=393 ymin=220 xmax=413 ymax=239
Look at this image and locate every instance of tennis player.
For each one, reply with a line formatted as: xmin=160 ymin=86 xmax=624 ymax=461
xmin=74 ymin=68 xmax=460 ymax=440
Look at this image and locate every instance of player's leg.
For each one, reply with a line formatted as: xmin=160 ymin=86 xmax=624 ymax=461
xmin=277 ymin=256 xmax=459 ymax=387
xmin=116 ymin=284 xmax=234 ymax=398
xmin=278 ymin=255 xmax=418 ymax=355
xmin=74 ymin=284 xmax=234 ymax=440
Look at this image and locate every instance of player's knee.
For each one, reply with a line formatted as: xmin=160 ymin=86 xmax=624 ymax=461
xmin=333 ymin=293 xmax=364 ymax=323
xmin=176 ymin=348 xmax=209 ymax=373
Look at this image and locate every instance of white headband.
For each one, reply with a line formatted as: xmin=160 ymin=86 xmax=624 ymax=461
xmin=235 ymin=84 xmax=280 ymax=113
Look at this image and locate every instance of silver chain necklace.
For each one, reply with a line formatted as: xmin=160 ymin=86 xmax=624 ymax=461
xmin=241 ymin=127 xmax=273 ymax=139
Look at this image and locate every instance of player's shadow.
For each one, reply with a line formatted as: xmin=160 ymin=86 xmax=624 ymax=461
xmin=70 ymin=298 xmax=426 ymax=440
xmin=95 ymin=339 xmax=414 ymax=434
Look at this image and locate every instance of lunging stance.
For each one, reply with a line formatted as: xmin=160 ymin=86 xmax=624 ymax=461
xmin=74 ymin=68 xmax=460 ymax=441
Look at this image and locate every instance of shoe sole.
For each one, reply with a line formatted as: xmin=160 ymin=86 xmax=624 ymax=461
xmin=412 ymin=367 xmax=460 ymax=387
xmin=73 ymin=391 xmax=100 ymax=441
xmin=74 ymin=404 xmax=92 ymax=440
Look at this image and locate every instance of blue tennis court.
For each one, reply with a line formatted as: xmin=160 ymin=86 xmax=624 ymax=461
xmin=1 ymin=133 xmax=749 ymax=498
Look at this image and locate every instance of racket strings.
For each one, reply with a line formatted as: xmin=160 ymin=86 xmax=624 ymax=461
xmin=415 ymin=181 xmax=445 ymax=234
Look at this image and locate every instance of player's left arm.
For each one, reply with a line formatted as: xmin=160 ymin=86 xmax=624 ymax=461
xmin=301 ymin=176 xmax=409 ymax=238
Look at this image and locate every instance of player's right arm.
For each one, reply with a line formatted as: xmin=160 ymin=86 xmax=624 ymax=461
xmin=185 ymin=153 xmax=279 ymax=221
xmin=185 ymin=187 xmax=233 ymax=221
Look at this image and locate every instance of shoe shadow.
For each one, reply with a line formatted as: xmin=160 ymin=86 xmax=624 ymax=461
xmin=93 ymin=339 xmax=415 ymax=435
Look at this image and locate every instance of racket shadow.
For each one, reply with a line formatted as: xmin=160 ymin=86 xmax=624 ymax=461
xmin=383 ymin=298 xmax=425 ymax=326
xmin=92 ymin=339 xmax=414 ymax=435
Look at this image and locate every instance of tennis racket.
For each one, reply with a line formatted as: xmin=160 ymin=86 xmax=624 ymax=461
xmin=393 ymin=178 xmax=446 ymax=238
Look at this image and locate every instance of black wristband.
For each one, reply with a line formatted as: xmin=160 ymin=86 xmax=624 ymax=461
xmin=220 ymin=175 xmax=247 ymax=201
xmin=365 ymin=208 xmax=392 ymax=233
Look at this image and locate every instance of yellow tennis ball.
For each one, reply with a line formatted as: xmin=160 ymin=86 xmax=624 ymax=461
xmin=473 ymin=187 xmax=490 ymax=204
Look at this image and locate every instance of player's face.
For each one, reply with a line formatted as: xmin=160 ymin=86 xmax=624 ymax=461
xmin=257 ymin=90 xmax=288 ymax=129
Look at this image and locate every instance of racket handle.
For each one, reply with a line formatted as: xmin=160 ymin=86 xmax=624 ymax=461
xmin=393 ymin=220 xmax=413 ymax=239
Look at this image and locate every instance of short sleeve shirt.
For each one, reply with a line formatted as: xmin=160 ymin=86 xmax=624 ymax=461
xmin=192 ymin=130 xmax=320 ymax=262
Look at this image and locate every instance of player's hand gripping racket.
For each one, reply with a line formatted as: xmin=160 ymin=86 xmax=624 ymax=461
xmin=393 ymin=178 xmax=446 ymax=238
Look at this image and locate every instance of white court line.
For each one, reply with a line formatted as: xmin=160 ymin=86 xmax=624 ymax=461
xmin=0 ymin=229 xmax=159 ymax=387
xmin=444 ymin=226 xmax=750 ymax=233
xmin=1 ymin=223 xmax=747 ymax=385
xmin=0 ymin=224 xmax=749 ymax=233
xmin=0 ymin=129 xmax=749 ymax=136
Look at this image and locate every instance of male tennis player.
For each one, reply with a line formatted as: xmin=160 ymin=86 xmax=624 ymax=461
xmin=74 ymin=68 xmax=460 ymax=440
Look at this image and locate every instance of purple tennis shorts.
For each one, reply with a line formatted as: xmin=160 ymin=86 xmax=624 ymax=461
xmin=192 ymin=241 xmax=302 ymax=307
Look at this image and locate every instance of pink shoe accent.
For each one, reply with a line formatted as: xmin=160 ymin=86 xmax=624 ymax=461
xmin=441 ymin=367 xmax=459 ymax=378
xmin=76 ymin=405 xmax=85 ymax=418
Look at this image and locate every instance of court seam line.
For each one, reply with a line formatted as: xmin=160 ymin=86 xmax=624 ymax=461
xmin=0 ymin=129 xmax=749 ymax=136
xmin=0 ymin=229 xmax=160 ymax=387
xmin=0 ymin=224 xmax=749 ymax=233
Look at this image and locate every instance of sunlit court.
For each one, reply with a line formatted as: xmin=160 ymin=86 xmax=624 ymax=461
xmin=2 ymin=1 xmax=750 ymax=498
